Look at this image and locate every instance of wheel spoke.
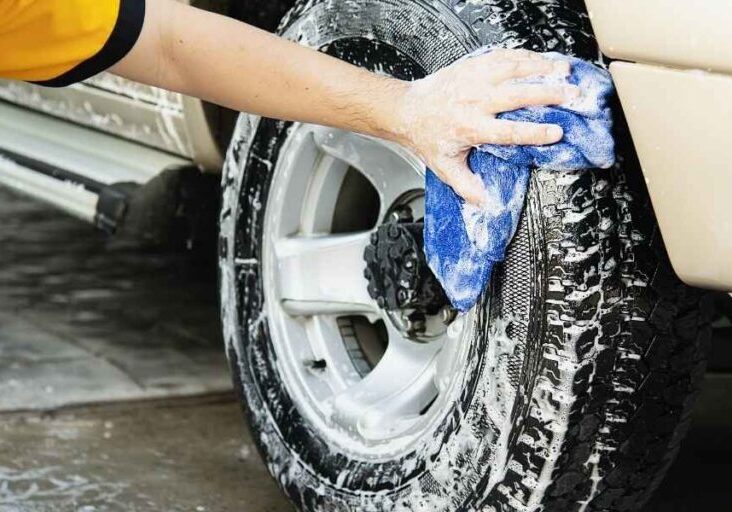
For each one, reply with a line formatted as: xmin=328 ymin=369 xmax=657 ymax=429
xmin=433 ymin=315 xmax=467 ymax=393
xmin=329 ymin=324 xmax=440 ymax=440
xmin=274 ymin=231 xmax=378 ymax=316
xmin=312 ymin=126 xmax=425 ymax=217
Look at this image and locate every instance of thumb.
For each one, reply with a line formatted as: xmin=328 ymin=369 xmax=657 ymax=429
xmin=434 ymin=159 xmax=487 ymax=206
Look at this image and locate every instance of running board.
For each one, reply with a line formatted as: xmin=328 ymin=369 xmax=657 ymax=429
xmin=0 ymin=101 xmax=189 ymax=231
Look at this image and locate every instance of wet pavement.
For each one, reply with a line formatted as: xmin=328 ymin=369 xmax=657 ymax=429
xmin=0 ymin=398 xmax=287 ymax=512
xmin=0 ymin=185 xmax=229 ymax=412
xmin=1 ymin=186 xmax=731 ymax=511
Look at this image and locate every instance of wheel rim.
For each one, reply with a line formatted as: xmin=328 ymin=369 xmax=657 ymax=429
xmin=261 ymin=123 xmax=476 ymax=458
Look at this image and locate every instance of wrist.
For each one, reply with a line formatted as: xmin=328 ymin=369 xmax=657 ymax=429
xmin=367 ymin=76 xmax=411 ymax=145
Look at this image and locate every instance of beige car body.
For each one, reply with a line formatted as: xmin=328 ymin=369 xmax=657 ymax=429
xmin=0 ymin=1 xmax=228 ymax=170
xmin=1 ymin=0 xmax=729 ymax=290
xmin=0 ymin=0 xmax=241 ymax=229
xmin=585 ymin=0 xmax=732 ymax=290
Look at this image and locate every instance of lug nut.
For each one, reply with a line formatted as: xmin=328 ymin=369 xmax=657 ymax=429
xmin=391 ymin=206 xmax=414 ymax=222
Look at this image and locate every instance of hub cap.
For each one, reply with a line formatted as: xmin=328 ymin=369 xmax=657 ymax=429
xmin=261 ymin=123 xmax=474 ymax=458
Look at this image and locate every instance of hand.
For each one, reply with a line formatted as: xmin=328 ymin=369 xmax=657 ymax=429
xmin=111 ymin=4 xmax=575 ymax=207
xmin=392 ymin=49 xmax=580 ymax=205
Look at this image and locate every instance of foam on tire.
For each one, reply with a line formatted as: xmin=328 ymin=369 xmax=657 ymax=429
xmin=218 ymin=1 xmax=711 ymax=510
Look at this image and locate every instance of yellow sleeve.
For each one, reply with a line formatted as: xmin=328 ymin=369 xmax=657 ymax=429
xmin=0 ymin=0 xmax=145 ymax=87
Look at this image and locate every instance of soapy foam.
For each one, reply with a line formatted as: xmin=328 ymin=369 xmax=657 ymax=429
xmin=218 ymin=1 xmax=624 ymax=510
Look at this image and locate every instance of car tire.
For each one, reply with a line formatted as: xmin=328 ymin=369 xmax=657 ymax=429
xmin=218 ymin=1 xmax=712 ymax=510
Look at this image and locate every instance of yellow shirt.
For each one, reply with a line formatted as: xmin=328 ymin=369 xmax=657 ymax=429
xmin=0 ymin=0 xmax=145 ymax=86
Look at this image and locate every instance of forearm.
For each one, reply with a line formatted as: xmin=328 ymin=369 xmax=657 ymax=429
xmin=111 ymin=0 xmax=576 ymax=205
xmin=111 ymin=0 xmax=407 ymax=141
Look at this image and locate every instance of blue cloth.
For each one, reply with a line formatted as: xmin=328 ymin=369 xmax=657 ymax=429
xmin=424 ymin=50 xmax=616 ymax=311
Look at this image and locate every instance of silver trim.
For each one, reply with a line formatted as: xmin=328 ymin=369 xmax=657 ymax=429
xmin=0 ymin=102 xmax=188 ymax=186
xmin=0 ymin=78 xmax=192 ymax=158
xmin=0 ymin=154 xmax=97 ymax=223
xmin=261 ymin=122 xmax=473 ymax=458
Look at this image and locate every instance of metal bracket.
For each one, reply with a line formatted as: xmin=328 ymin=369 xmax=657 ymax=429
xmin=95 ymin=183 xmax=139 ymax=234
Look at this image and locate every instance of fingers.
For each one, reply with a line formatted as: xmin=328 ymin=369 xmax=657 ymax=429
xmin=468 ymin=48 xmax=572 ymax=88
xmin=435 ymin=161 xmax=487 ymax=206
xmin=489 ymin=83 xmax=580 ymax=113
xmin=409 ymin=48 xmax=575 ymax=204
xmin=487 ymin=48 xmax=545 ymax=62
xmin=488 ymin=59 xmax=571 ymax=83
xmin=474 ymin=119 xmax=564 ymax=146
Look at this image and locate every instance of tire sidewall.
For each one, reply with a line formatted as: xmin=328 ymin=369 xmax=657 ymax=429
xmin=220 ymin=0 xmax=536 ymax=510
xmin=219 ymin=2 xmax=687 ymax=512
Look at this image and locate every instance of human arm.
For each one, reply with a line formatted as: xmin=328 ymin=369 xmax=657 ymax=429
xmin=111 ymin=0 xmax=578 ymax=204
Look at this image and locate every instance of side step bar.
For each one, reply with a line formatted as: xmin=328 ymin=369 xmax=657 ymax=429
xmin=0 ymin=101 xmax=190 ymax=231
xmin=0 ymin=154 xmax=99 ymax=223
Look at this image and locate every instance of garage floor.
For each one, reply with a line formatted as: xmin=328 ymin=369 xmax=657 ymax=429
xmin=0 ymin=398 xmax=287 ymax=512
xmin=1 ymin=186 xmax=730 ymax=511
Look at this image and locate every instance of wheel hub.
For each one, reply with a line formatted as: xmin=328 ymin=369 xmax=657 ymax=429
xmin=363 ymin=207 xmax=453 ymax=339
xmin=259 ymin=122 xmax=472 ymax=454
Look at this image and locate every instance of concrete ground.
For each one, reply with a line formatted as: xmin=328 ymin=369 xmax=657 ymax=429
xmin=1 ymin=186 xmax=730 ymax=511
xmin=0 ymin=185 xmax=289 ymax=511
xmin=0 ymin=398 xmax=287 ymax=512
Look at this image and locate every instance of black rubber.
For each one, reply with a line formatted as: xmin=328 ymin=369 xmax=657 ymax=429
xmin=364 ymin=219 xmax=450 ymax=315
xmin=218 ymin=1 xmax=712 ymax=511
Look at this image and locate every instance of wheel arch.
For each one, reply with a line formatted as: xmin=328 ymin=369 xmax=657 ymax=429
xmin=226 ymin=0 xmax=298 ymax=32
xmin=182 ymin=0 xmax=298 ymax=173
